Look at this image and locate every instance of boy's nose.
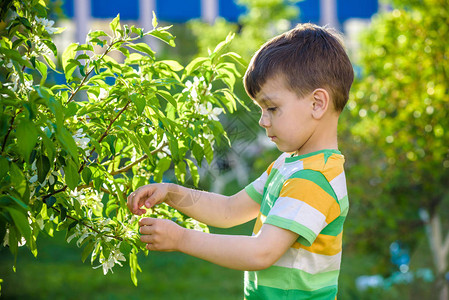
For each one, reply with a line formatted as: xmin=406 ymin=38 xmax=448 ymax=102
xmin=259 ymin=113 xmax=271 ymax=128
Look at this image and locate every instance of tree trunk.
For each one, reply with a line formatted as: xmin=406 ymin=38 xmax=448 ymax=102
xmin=420 ymin=209 xmax=449 ymax=300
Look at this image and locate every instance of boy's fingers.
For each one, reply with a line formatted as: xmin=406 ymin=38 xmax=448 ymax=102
xmin=139 ymin=217 xmax=155 ymax=227
xmin=128 ymin=186 xmax=155 ymax=213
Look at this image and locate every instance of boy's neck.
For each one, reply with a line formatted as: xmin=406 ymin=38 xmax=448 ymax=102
xmin=294 ymin=114 xmax=339 ymax=157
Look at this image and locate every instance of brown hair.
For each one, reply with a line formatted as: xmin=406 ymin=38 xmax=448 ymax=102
xmin=244 ymin=23 xmax=354 ymax=112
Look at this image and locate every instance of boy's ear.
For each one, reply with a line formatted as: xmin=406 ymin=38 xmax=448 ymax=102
xmin=311 ymin=88 xmax=330 ymax=119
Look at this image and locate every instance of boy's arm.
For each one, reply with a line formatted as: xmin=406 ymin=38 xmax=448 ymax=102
xmin=139 ymin=218 xmax=299 ymax=271
xmin=127 ymin=183 xmax=260 ymax=228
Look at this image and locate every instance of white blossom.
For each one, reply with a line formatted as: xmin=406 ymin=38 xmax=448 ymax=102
xmin=5 ymin=60 xmax=13 ymax=69
xmin=95 ymin=248 xmax=126 ymax=275
xmin=98 ymin=88 xmax=109 ymax=100
xmin=3 ymin=228 xmax=27 ymax=247
xmin=35 ymin=16 xmax=58 ymax=34
xmin=182 ymin=76 xmax=212 ymax=102
xmin=182 ymin=80 xmax=198 ymax=101
xmin=198 ymin=102 xmax=223 ymax=121
xmin=73 ymin=128 xmax=90 ymax=156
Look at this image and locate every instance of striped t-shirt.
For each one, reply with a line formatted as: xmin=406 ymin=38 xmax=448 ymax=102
xmin=244 ymin=149 xmax=349 ymax=300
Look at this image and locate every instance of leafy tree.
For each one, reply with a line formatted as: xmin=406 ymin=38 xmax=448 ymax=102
xmin=344 ymin=0 xmax=449 ymax=298
xmin=0 ymin=0 xmax=245 ymax=286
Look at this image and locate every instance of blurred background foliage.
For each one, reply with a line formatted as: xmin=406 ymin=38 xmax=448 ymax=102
xmin=1 ymin=0 xmax=449 ymax=299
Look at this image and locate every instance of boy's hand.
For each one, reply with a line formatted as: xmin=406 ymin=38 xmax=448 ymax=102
xmin=127 ymin=183 xmax=170 ymax=215
xmin=139 ymin=217 xmax=185 ymax=251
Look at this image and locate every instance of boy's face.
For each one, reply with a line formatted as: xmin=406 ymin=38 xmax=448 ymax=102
xmin=253 ymin=76 xmax=317 ymax=156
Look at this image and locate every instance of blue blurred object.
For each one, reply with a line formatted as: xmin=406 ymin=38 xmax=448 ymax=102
xmin=54 ymin=0 xmax=378 ymax=24
xmin=356 ymin=275 xmax=384 ymax=291
xmin=156 ymin=0 xmax=201 ymax=22
xmin=389 ymin=241 xmax=410 ymax=270
xmin=219 ymin=0 xmax=246 ymax=22
xmin=337 ymin=0 xmax=378 ymax=22
xmin=92 ymin=0 xmax=139 ymax=19
xmin=356 ymin=241 xmax=435 ymax=292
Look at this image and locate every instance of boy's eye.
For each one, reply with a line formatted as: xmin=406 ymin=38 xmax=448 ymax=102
xmin=267 ymin=107 xmax=277 ymax=112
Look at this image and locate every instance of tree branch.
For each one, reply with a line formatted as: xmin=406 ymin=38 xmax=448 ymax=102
xmin=66 ymin=40 xmax=121 ymax=104
xmin=78 ymin=100 xmax=131 ymax=174
xmin=51 ymin=206 xmax=123 ymax=241
xmin=1 ymin=107 xmax=24 ymax=154
xmin=110 ymin=142 xmax=168 ymax=176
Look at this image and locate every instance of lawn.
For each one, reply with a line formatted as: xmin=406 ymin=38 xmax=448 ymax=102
xmin=0 ymin=228 xmax=247 ymax=300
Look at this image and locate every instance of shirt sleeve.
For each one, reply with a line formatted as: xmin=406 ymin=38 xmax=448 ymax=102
xmin=244 ymin=161 xmax=275 ymax=204
xmin=264 ymin=169 xmax=341 ymax=247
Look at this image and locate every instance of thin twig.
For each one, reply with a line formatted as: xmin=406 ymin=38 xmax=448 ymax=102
xmin=51 ymin=206 xmax=123 ymax=241
xmin=1 ymin=108 xmax=24 ymax=153
xmin=78 ymin=100 xmax=131 ymax=174
xmin=110 ymin=142 xmax=168 ymax=176
xmin=66 ymin=40 xmax=121 ymax=104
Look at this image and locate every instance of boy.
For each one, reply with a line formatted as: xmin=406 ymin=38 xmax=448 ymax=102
xmin=127 ymin=23 xmax=354 ymax=299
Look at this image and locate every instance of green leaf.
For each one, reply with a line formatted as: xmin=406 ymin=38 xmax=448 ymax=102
xmin=43 ymin=54 xmax=58 ymax=72
xmin=106 ymin=203 xmax=119 ymax=216
xmin=9 ymin=195 xmax=30 ymax=210
xmin=156 ymin=90 xmax=177 ymax=108
xmin=159 ymin=60 xmax=184 ymax=72
xmin=8 ymin=207 xmax=31 ymax=242
xmin=186 ymin=159 xmax=199 ymax=187
xmin=88 ymin=30 xmax=109 ymax=39
xmin=56 ymin=127 xmax=79 ymax=165
xmin=0 ymin=48 xmax=33 ymax=69
xmin=191 ymin=141 xmax=204 ymax=166
xmin=38 ymin=129 xmax=56 ymax=163
xmin=129 ymin=249 xmax=141 ymax=286
xmin=64 ymin=158 xmax=80 ymax=190
xmin=131 ymin=93 xmax=146 ymax=115
xmin=44 ymin=96 xmax=64 ymax=129
xmin=110 ymin=14 xmax=121 ymax=34
xmin=203 ymin=139 xmax=214 ymax=165
xmin=82 ymin=166 xmax=92 ymax=184
xmin=220 ymin=89 xmax=237 ymax=112
xmin=126 ymin=43 xmax=155 ymax=57
xmin=220 ymin=52 xmax=247 ymax=67
xmin=45 ymin=196 xmax=57 ymax=208
xmin=15 ymin=119 xmax=38 ymax=162
xmin=81 ymin=240 xmax=95 ymax=263
xmin=152 ymin=11 xmax=158 ymax=28
xmin=184 ymin=57 xmax=209 ymax=77
xmin=62 ymin=43 xmax=79 ymax=81
xmin=36 ymin=155 xmax=50 ymax=183
xmin=0 ymin=156 xmax=9 ymax=181
xmin=9 ymin=162 xmax=27 ymax=197
xmin=154 ymin=156 xmax=171 ymax=182
xmin=35 ymin=59 xmax=48 ymax=85
xmin=59 ymin=204 xmax=67 ymax=222
xmin=8 ymin=226 xmax=18 ymax=268
xmin=148 ymin=27 xmax=175 ymax=47
xmin=174 ymin=160 xmax=186 ymax=183
xmin=41 ymin=39 xmax=58 ymax=56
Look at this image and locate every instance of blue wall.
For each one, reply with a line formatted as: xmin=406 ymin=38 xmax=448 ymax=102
xmin=58 ymin=0 xmax=378 ymax=23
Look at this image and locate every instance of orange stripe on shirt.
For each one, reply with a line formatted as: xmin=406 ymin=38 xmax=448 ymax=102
xmin=280 ymin=178 xmax=340 ymax=223
xmin=252 ymin=212 xmax=266 ymax=235
xmin=321 ymin=158 xmax=345 ymax=182
xmin=292 ymin=232 xmax=343 ymax=256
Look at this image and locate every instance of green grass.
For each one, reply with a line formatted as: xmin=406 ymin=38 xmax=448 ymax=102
xmin=1 ymin=220 xmax=437 ymax=299
xmin=0 ymin=229 xmax=244 ymax=300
